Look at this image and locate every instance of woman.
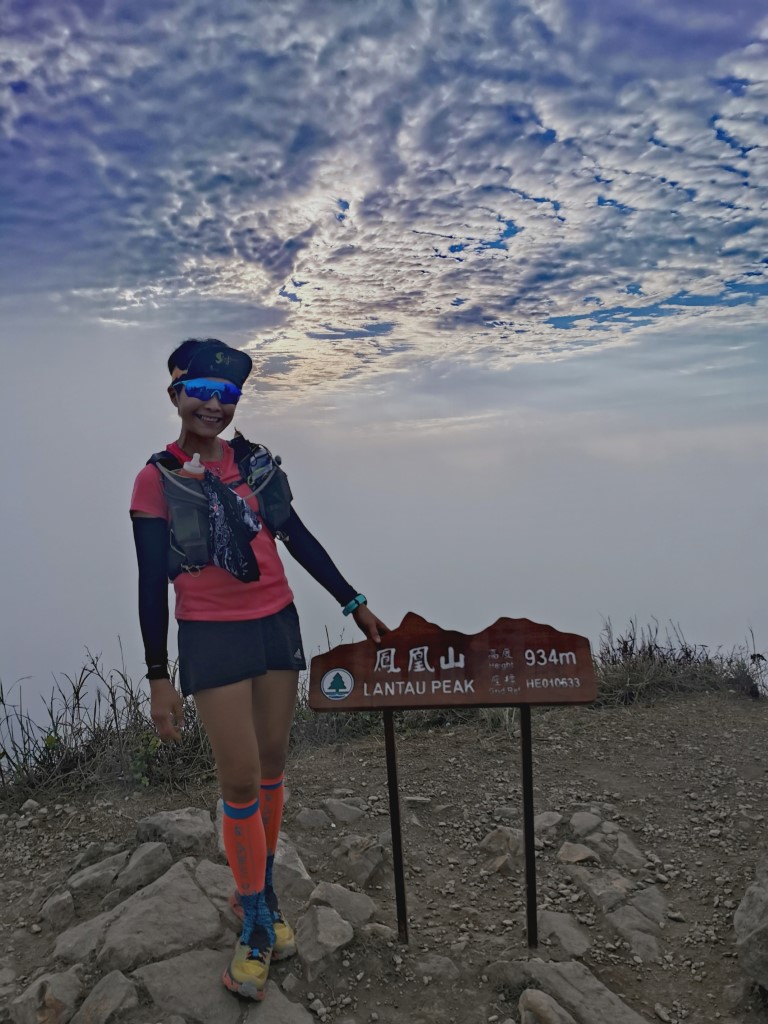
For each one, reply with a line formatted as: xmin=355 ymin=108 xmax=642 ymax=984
xmin=130 ymin=338 xmax=387 ymax=1001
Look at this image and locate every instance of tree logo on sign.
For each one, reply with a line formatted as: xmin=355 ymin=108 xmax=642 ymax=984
xmin=321 ymin=668 xmax=354 ymax=701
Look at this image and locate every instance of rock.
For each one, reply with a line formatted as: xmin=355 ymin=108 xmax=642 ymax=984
xmin=569 ymin=811 xmax=602 ymax=837
xmin=322 ymin=799 xmax=366 ymax=825
xmin=629 ymin=885 xmax=668 ymax=925
xmin=56 ymin=861 xmax=219 ymax=973
xmin=308 ymin=882 xmax=376 ymax=928
xmin=566 ymin=866 xmax=635 ymax=912
xmin=405 ymin=795 xmax=431 ymax=805
xmin=100 ymin=891 xmax=123 ymax=913
xmin=68 ymin=852 xmax=130 ymax=897
xmin=493 ymin=806 xmax=517 ymax=822
xmin=486 ymin=853 xmax=520 ymax=877
xmin=413 ymin=953 xmax=459 ymax=981
xmin=0 ymin=964 xmax=17 ymax=992
xmin=40 ymin=891 xmax=76 ymax=931
xmin=20 ymin=798 xmax=41 ymax=814
xmin=96 ymin=861 xmax=220 ymax=972
xmin=487 ymin=958 xmax=649 ymax=1023
xmin=376 ymin=829 xmax=393 ymax=849
xmin=478 ymin=826 xmax=524 ymax=859
xmin=361 ymin=922 xmax=397 ymax=943
xmin=294 ymin=809 xmax=332 ymax=829
xmin=556 ymin=842 xmax=599 ymax=865
xmin=54 ymin=909 xmax=118 ymax=965
xmin=274 ymin=836 xmax=315 ymax=900
xmin=132 ymin=948 xmax=241 ymax=1024
xmin=73 ymin=843 xmax=105 ymax=871
xmin=214 ymin=798 xmax=227 ymax=858
xmin=194 ymin=859 xmax=237 ymax=915
xmin=538 ymin=911 xmax=591 ymax=958
xmin=331 ymin=835 xmax=389 ymax=888
xmin=116 ymin=843 xmax=173 ymax=896
xmin=734 ymin=871 xmax=768 ymax=987
xmin=613 ymin=832 xmax=646 ymax=871
xmin=519 ymin=989 xmax=578 ymax=1024
xmin=605 ymin=905 xmax=661 ymax=961
xmin=534 ymin=812 xmax=563 ymax=832
xmin=136 ymin=808 xmax=214 ymax=856
xmin=296 ymin=906 xmax=354 ymax=982
xmin=281 ymin=972 xmax=302 ymax=997
xmin=721 ymin=977 xmax=752 ymax=1012
xmin=70 ymin=970 xmax=138 ymax=1024
xmin=10 ymin=965 xmax=83 ymax=1024
xmin=583 ymin=831 xmax=612 ymax=854
xmin=253 ymin=982 xmax=314 ymax=1023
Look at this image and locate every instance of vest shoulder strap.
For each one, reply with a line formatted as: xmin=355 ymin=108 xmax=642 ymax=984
xmin=230 ymin=431 xmax=280 ymax=494
xmin=230 ymin=431 xmax=293 ymax=536
xmin=147 ymin=450 xmax=182 ymax=471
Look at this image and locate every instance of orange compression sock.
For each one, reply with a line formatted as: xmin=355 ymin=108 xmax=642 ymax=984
xmin=221 ymin=796 xmax=267 ymax=896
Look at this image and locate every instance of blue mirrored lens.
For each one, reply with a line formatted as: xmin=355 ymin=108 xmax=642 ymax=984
xmin=180 ymin=378 xmax=241 ymax=404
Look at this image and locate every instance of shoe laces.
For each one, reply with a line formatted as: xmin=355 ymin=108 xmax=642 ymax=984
xmin=244 ymin=923 xmax=272 ymax=962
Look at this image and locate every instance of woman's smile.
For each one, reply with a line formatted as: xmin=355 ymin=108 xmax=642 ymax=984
xmin=170 ymin=376 xmax=237 ymax=457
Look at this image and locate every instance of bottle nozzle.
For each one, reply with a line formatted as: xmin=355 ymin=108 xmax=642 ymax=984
xmin=182 ymin=452 xmax=205 ymax=476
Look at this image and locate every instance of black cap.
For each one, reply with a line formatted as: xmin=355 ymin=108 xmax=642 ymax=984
xmin=176 ymin=341 xmax=253 ymax=388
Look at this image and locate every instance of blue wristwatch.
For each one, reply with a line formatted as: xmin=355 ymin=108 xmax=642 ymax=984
xmin=342 ymin=593 xmax=367 ymax=616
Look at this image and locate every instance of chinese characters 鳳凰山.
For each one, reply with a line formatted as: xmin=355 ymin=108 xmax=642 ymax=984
xmin=374 ymin=648 xmax=402 ymax=673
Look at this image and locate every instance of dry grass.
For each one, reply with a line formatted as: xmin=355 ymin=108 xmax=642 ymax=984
xmin=1 ymin=621 xmax=763 ymax=809
xmin=593 ymin=618 xmax=765 ymax=706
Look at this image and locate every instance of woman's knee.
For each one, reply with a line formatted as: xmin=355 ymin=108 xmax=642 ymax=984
xmin=218 ymin=764 xmax=261 ymax=804
xmin=259 ymin=748 xmax=288 ymax=780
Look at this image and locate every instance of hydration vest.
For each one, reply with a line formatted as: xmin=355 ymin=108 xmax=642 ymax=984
xmin=147 ymin=431 xmax=293 ymax=580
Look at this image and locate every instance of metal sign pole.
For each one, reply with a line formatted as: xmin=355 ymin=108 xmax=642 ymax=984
xmin=520 ymin=705 xmax=538 ymax=948
xmin=383 ymin=709 xmax=409 ymax=943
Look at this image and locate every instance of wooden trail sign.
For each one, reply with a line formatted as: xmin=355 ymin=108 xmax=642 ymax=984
xmin=311 ymin=612 xmax=597 ymax=710
xmin=309 ymin=613 xmax=598 ymax=947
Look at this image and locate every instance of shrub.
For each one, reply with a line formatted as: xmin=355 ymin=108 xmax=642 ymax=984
xmin=1 ymin=622 xmax=763 ymax=807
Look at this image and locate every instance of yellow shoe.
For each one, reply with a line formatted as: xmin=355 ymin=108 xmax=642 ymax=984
xmin=222 ymin=929 xmax=272 ymax=1001
xmin=229 ymin=890 xmax=297 ymax=961
xmin=271 ymin=908 xmax=297 ymax=962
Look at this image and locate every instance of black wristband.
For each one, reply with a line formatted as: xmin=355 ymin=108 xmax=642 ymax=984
xmin=146 ymin=664 xmax=170 ymax=680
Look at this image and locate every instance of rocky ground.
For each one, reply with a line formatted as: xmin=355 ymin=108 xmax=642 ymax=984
xmin=1 ymin=691 xmax=767 ymax=1023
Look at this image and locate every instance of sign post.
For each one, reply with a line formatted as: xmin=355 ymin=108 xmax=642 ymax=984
xmin=309 ymin=612 xmax=597 ymax=948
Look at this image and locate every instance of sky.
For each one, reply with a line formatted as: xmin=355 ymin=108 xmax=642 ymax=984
xmin=1 ymin=0 xmax=766 ymax=719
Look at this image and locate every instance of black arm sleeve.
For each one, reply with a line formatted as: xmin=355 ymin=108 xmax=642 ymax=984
xmin=132 ymin=517 xmax=171 ymax=679
xmin=280 ymin=507 xmax=359 ymax=607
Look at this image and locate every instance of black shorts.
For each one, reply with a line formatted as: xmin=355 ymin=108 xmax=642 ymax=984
xmin=177 ymin=602 xmax=307 ymax=697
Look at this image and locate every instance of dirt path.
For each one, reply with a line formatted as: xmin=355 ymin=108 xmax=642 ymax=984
xmin=1 ymin=691 xmax=765 ymax=1022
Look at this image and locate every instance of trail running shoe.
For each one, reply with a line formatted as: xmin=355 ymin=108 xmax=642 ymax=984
xmin=222 ymin=923 xmax=273 ymax=1001
xmin=229 ymin=889 xmax=297 ymax=961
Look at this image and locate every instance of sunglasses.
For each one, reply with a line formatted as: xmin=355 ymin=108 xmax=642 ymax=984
xmin=173 ymin=378 xmax=242 ymax=405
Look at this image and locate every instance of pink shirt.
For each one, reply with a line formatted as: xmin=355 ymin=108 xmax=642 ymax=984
xmin=131 ymin=441 xmax=294 ymax=621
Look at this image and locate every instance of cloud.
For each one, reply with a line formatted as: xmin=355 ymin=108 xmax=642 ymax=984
xmin=1 ymin=0 xmax=767 ymax=397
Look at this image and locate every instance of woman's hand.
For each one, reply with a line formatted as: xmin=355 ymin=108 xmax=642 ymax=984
xmin=150 ymin=678 xmax=185 ymax=742
xmin=352 ymin=604 xmax=388 ymax=644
